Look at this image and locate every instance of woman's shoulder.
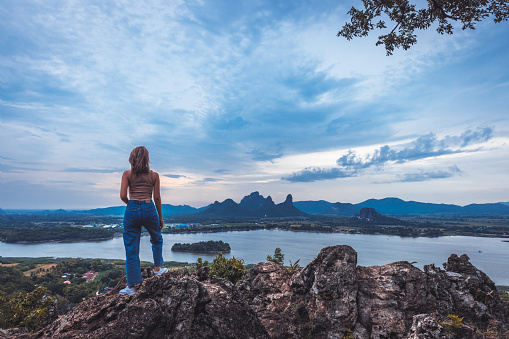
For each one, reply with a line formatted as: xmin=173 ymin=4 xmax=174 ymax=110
xmin=151 ymin=170 xmax=159 ymax=180
xmin=123 ymin=169 xmax=132 ymax=177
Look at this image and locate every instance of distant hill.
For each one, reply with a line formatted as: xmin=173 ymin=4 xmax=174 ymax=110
xmin=79 ymin=204 xmax=203 ymax=216
xmin=357 ymin=198 xmax=463 ymax=215
xmin=200 ymin=199 xmax=252 ymax=217
xmin=323 ymin=202 xmax=360 ymax=216
xmin=355 ymin=207 xmax=410 ymax=225
xmin=461 ymin=203 xmax=509 ymax=215
xmin=199 ymin=192 xmax=307 ymax=218
xmin=357 ymin=198 xmax=509 ymax=215
xmin=293 ymin=200 xmax=333 ymax=214
xmin=499 ymin=201 xmax=509 ymax=207
xmin=295 ymin=197 xmax=509 ymax=216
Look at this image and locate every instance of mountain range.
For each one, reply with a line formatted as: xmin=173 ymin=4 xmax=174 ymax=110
xmin=199 ymin=192 xmax=307 ymax=217
xmin=294 ymin=198 xmax=509 ymax=216
xmin=8 ymin=193 xmax=509 ymax=217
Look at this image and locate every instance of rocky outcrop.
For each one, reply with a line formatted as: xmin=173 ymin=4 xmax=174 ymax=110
xmin=261 ymin=194 xmax=308 ymax=218
xmin=358 ymin=207 xmax=381 ymax=220
xmin=17 ymin=246 xmax=509 ymax=338
xmin=239 ymin=246 xmax=508 ymax=338
xmin=26 ymin=268 xmax=269 ymax=339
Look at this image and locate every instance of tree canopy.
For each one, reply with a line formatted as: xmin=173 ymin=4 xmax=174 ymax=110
xmin=171 ymin=240 xmax=231 ymax=253
xmin=338 ymin=0 xmax=509 ymax=55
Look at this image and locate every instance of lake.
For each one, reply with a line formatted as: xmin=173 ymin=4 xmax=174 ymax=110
xmin=1 ymin=230 xmax=508 ymax=285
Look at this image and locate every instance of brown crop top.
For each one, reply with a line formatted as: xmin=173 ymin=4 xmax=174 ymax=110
xmin=128 ymin=170 xmax=154 ymax=201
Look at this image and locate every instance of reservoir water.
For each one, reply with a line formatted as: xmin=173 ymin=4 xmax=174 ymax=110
xmin=1 ymin=230 xmax=508 ymax=285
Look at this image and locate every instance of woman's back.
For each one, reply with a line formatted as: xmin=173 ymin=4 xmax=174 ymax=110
xmin=128 ymin=170 xmax=154 ymax=201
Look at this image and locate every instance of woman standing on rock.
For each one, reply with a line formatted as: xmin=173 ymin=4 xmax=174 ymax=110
xmin=119 ymin=146 xmax=168 ymax=295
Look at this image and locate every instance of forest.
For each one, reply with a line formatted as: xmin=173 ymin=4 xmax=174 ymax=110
xmin=0 ymin=225 xmax=116 ymax=243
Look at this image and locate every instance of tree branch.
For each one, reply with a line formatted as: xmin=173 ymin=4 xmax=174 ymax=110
xmin=430 ymin=0 xmax=461 ymax=21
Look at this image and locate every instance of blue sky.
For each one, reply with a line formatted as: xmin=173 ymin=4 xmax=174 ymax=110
xmin=1 ymin=0 xmax=508 ymax=209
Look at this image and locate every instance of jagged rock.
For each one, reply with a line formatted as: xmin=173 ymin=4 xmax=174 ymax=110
xmin=13 ymin=246 xmax=509 ymax=338
xmin=28 ymin=267 xmax=269 ymax=339
xmin=194 ymin=266 xmax=209 ymax=281
xmin=406 ymin=314 xmax=442 ymax=339
xmin=424 ymin=254 xmax=509 ymax=333
xmin=291 ymin=245 xmax=358 ymax=337
xmin=0 ymin=327 xmax=29 ymax=338
xmin=355 ymin=261 xmax=437 ymax=338
xmin=239 ymin=246 xmax=509 ymax=338
xmin=237 ymin=261 xmax=300 ymax=338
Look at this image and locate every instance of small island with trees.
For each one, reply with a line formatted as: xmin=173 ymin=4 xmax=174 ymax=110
xmin=171 ymin=240 xmax=231 ymax=253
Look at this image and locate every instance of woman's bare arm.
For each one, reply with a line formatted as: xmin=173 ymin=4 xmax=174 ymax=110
xmin=120 ymin=170 xmax=130 ymax=204
xmin=153 ymin=171 xmax=164 ymax=230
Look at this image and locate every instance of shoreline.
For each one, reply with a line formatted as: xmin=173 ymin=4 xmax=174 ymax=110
xmin=163 ymin=227 xmax=509 ymax=239
xmin=2 ymin=236 xmax=114 ymax=244
xmin=2 ymin=228 xmax=509 ymax=244
xmin=171 ymin=250 xmax=231 ymax=254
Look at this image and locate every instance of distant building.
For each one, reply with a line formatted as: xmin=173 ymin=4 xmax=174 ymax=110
xmin=82 ymin=270 xmax=95 ymax=282
xmin=169 ymin=222 xmax=201 ymax=228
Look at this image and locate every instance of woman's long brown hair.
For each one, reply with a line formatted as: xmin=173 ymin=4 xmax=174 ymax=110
xmin=129 ymin=146 xmax=150 ymax=181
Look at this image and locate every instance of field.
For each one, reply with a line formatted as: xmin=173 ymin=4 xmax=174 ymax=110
xmin=23 ymin=263 xmax=58 ymax=277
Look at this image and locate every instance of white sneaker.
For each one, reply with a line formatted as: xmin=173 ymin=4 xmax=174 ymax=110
xmin=119 ymin=286 xmax=137 ymax=295
xmin=154 ymin=268 xmax=168 ymax=275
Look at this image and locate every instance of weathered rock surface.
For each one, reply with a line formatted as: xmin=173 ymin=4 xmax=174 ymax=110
xmin=25 ymin=268 xmax=269 ymax=339
xmin=14 ymin=246 xmax=509 ymax=338
xmin=238 ymin=246 xmax=508 ymax=338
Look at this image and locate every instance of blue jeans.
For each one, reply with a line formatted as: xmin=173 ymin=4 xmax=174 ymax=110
xmin=123 ymin=200 xmax=164 ymax=286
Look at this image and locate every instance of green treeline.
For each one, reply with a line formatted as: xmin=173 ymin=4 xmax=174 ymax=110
xmin=355 ymin=226 xmax=444 ymax=237
xmin=0 ymin=225 xmax=115 ymax=243
xmin=171 ymin=240 xmax=231 ymax=253
xmin=163 ymin=222 xmax=333 ymax=234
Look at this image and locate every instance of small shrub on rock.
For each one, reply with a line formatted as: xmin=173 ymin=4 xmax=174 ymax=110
xmin=267 ymin=247 xmax=284 ymax=265
xmin=209 ymin=253 xmax=247 ymax=284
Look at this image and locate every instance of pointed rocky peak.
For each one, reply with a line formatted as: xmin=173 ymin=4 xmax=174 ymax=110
xmin=283 ymin=194 xmax=293 ymax=205
xmin=240 ymin=191 xmax=271 ymax=211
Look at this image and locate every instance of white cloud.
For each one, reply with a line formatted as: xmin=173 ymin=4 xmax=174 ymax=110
xmin=1 ymin=0 xmax=508 ymax=208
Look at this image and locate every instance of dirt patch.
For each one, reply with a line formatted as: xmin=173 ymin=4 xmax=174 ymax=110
xmin=0 ymin=263 xmax=19 ymax=267
xmin=23 ymin=264 xmax=58 ymax=276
